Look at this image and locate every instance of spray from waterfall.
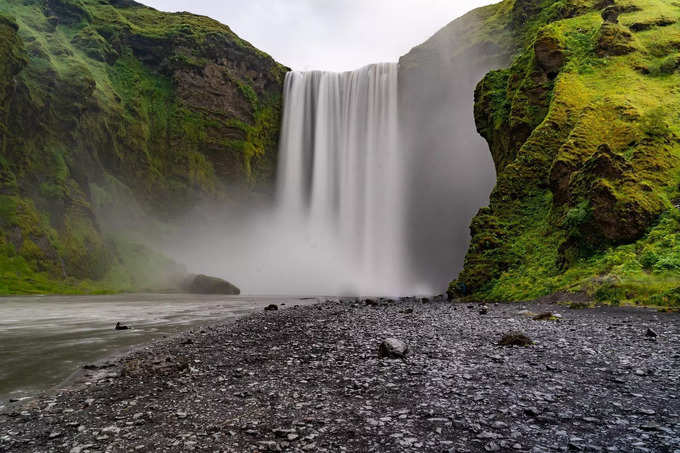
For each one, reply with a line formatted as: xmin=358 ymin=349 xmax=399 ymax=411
xmin=154 ymin=63 xmax=414 ymax=297
xmin=151 ymin=48 xmax=497 ymax=296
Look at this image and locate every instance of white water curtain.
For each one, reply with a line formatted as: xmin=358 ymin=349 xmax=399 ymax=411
xmin=277 ymin=63 xmax=407 ymax=296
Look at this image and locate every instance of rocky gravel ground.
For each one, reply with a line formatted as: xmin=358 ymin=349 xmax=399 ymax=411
xmin=1 ymin=298 xmax=679 ymax=453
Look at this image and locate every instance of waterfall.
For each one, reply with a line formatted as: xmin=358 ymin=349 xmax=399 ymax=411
xmin=277 ymin=63 xmax=407 ymax=296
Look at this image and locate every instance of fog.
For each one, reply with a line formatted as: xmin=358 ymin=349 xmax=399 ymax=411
xmin=99 ymin=2 xmax=510 ymax=296
xmin=398 ymin=24 xmax=511 ymax=292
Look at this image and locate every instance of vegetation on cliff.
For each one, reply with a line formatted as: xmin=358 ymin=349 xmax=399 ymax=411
xmin=452 ymin=0 xmax=680 ymax=307
xmin=0 ymin=0 xmax=286 ymax=294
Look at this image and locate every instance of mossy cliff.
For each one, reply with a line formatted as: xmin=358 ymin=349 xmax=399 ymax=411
xmin=0 ymin=0 xmax=286 ymax=294
xmin=450 ymin=0 xmax=680 ymax=307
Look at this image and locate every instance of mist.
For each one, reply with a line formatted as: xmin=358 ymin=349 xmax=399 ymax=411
xmin=398 ymin=23 xmax=510 ymax=292
xmin=94 ymin=6 xmax=511 ymax=297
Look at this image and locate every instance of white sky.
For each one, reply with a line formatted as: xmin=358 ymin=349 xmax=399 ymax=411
xmin=139 ymin=0 xmax=498 ymax=72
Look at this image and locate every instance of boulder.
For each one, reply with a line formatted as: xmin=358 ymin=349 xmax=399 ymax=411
xmin=498 ymin=331 xmax=533 ymax=347
xmin=264 ymin=304 xmax=279 ymax=312
xmin=183 ymin=274 xmax=240 ymax=295
xmin=378 ymin=338 xmax=408 ymax=359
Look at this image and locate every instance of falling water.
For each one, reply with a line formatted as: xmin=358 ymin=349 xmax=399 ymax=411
xmin=277 ymin=63 xmax=407 ymax=296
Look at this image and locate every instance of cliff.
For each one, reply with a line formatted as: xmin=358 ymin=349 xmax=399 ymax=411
xmin=0 ymin=0 xmax=286 ymax=293
xmin=398 ymin=2 xmax=516 ymax=290
xmin=450 ymin=0 xmax=680 ymax=307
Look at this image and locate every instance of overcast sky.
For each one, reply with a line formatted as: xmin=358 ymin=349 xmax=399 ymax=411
xmin=139 ymin=0 xmax=497 ymax=71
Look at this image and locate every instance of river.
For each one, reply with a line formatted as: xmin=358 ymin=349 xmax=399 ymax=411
xmin=0 ymin=294 xmax=320 ymax=408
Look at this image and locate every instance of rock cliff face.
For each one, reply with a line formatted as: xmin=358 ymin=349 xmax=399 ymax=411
xmin=451 ymin=0 xmax=680 ymax=307
xmin=0 ymin=0 xmax=286 ymax=293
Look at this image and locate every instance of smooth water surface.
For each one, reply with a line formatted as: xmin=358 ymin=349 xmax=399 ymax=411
xmin=0 ymin=294 xmax=318 ymax=407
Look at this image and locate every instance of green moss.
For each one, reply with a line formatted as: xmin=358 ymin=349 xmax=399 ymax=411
xmin=455 ymin=0 xmax=680 ymax=307
xmin=0 ymin=0 xmax=287 ymax=294
xmin=71 ymin=25 xmax=118 ymax=63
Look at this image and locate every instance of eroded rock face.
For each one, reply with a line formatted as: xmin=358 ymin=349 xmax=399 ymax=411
xmin=534 ymin=33 xmax=565 ymax=76
xmin=597 ymin=23 xmax=636 ymax=56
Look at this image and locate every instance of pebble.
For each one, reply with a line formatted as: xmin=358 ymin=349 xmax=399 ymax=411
xmin=1 ymin=299 xmax=678 ymax=452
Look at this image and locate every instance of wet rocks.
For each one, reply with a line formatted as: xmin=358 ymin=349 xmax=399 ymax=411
xmin=264 ymin=304 xmax=279 ymax=311
xmin=378 ymin=338 xmax=408 ymax=359
xmin=1 ymin=299 xmax=679 ymax=453
xmin=498 ymin=331 xmax=533 ymax=347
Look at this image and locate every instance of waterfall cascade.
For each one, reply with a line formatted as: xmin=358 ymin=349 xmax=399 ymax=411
xmin=277 ymin=63 xmax=408 ymax=296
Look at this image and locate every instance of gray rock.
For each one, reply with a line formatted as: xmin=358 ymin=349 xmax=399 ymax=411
xmin=525 ymin=407 xmax=541 ymax=417
xmin=378 ymin=338 xmax=408 ymax=359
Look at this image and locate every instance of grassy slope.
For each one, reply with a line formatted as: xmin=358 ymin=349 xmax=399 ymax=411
xmin=0 ymin=0 xmax=286 ymax=294
xmin=453 ymin=0 xmax=680 ymax=307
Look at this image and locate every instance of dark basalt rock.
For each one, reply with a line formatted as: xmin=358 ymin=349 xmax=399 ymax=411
xmin=183 ymin=274 xmax=240 ymax=295
xmin=498 ymin=331 xmax=533 ymax=347
xmin=264 ymin=304 xmax=279 ymax=312
xmin=378 ymin=338 xmax=408 ymax=359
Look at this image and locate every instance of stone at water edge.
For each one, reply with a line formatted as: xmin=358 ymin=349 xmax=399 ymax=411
xmin=264 ymin=304 xmax=279 ymax=312
xmin=378 ymin=338 xmax=408 ymax=359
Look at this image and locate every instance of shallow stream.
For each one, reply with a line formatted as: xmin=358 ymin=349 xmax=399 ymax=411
xmin=0 ymin=294 xmax=318 ymax=408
